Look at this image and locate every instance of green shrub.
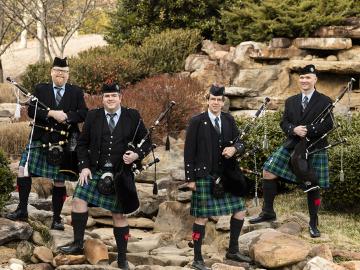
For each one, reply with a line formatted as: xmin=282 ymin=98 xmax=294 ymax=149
xmin=105 ymin=0 xmax=235 ymax=46
xmin=221 ymin=0 xmax=360 ymax=44
xmin=21 ymin=62 xmax=52 ymax=93
xmin=0 ymin=149 xmax=15 ymax=211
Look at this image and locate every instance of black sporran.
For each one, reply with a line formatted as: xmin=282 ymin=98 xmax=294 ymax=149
xmin=97 ymin=172 xmax=115 ymax=195
xmin=211 ymin=175 xmax=225 ymax=199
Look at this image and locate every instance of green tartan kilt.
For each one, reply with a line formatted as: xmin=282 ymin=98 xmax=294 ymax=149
xmin=190 ymin=175 xmax=245 ymax=218
xmin=19 ymin=141 xmax=75 ymax=182
xmin=73 ymin=171 xmax=124 ymax=213
xmin=263 ymin=145 xmax=329 ymax=188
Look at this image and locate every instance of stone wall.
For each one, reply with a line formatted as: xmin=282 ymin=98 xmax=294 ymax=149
xmin=185 ymin=29 xmax=360 ymax=116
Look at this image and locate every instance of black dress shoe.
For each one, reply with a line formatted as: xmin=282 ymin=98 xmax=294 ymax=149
xmin=118 ymin=260 xmax=129 ymax=270
xmin=59 ymin=242 xmax=84 ymax=255
xmin=309 ymin=225 xmax=321 ymax=238
xmin=51 ymin=220 xmax=65 ymax=230
xmin=6 ymin=208 xmax=28 ymax=221
xmin=191 ymin=260 xmax=210 ymax=270
xmin=226 ymin=251 xmax=252 ymax=263
xmin=249 ymin=212 xmax=276 ymax=224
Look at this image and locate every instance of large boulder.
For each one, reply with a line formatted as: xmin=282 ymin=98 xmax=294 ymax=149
xmin=314 ymin=26 xmax=360 ymax=39
xmin=303 ymin=256 xmax=347 ymax=270
xmin=84 ymin=239 xmax=109 ymax=265
xmin=293 ymin=38 xmax=352 ymax=50
xmin=0 ymin=218 xmax=33 ymax=245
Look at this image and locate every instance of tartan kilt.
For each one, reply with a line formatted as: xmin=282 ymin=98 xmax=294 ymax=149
xmin=73 ymin=171 xmax=124 ymax=213
xmin=19 ymin=141 xmax=75 ymax=182
xmin=190 ymin=175 xmax=245 ymax=217
xmin=263 ymin=145 xmax=329 ymax=188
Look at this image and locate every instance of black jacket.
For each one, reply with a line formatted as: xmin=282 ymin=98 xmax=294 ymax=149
xmin=280 ymin=90 xmax=333 ymax=150
xmin=184 ymin=111 xmax=243 ymax=182
xmin=77 ymin=107 xmax=151 ymax=172
xmin=28 ymin=83 xmax=87 ymax=141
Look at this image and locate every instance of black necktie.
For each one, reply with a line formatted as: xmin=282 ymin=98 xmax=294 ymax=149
xmin=214 ymin=117 xmax=221 ymax=135
xmin=107 ymin=113 xmax=116 ymax=133
xmin=55 ymin=87 xmax=63 ymax=105
xmin=302 ymin=96 xmax=309 ymax=111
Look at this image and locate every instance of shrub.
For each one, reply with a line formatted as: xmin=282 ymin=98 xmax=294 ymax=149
xmin=21 ymin=62 xmax=52 ymax=93
xmin=0 ymin=122 xmax=30 ymax=158
xmin=0 ymin=149 xmax=15 ymax=211
xmin=105 ymin=0 xmax=235 ymax=46
xmin=221 ymin=0 xmax=360 ymax=44
xmin=123 ymin=74 xmax=204 ymax=143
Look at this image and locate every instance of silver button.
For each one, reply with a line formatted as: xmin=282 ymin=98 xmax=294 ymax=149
xmin=110 ymin=136 xmax=113 ymax=138
xmin=108 ymin=154 xmax=111 ymax=156
xmin=204 ymin=166 xmax=206 ymax=169
xmin=109 ymin=147 xmax=111 ymax=150
xmin=110 ymin=142 xmax=112 ymax=144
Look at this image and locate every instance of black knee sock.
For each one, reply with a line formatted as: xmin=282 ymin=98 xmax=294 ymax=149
xmin=262 ymin=180 xmax=277 ymax=215
xmin=192 ymin=223 xmax=205 ymax=262
xmin=114 ymin=226 xmax=130 ymax=265
xmin=307 ymin=189 xmax=321 ymax=227
xmin=71 ymin=211 xmax=88 ymax=246
xmin=52 ymin=186 xmax=67 ymax=222
xmin=228 ymin=217 xmax=244 ymax=254
xmin=17 ymin=177 xmax=32 ymax=213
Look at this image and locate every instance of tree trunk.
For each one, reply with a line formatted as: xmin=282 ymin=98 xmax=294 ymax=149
xmin=0 ymin=57 xmax=4 ymax=83
xmin=19 ymin=17 xmax=28 ymax=49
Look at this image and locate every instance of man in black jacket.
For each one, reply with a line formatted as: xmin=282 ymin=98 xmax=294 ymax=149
xmin=60 ymin=83 xmax=151 ymax=270
xmin=184 ymin=84 xmax=251 ymax=270
xmin=6 ymin=57 xmax=87 ymax=231
xmin=249 ymin=65 xmax=333 ymax=238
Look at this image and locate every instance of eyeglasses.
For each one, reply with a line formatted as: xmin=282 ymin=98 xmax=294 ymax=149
xmin=52 ymin=68 xmax=69 ymax=74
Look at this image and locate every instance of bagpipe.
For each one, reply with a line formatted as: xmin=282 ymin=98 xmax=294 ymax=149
xmin=97 ymin=101 xmax=175 ymax=214
xmin=290 ymin=78 xmax=355 ymax=189
xmin=6 ymin=77 xmax=78 ymax=179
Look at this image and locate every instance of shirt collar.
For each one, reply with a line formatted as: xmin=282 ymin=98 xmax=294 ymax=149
xmin=104 ymin=107 xmax=121 ymax=117
xmin=302 ymin=89 xmax=315 ymax=101
xmin=207 ymin=110 xmax=221 ymax=121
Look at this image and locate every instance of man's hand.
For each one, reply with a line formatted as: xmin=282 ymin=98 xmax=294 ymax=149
xmin=293 ymin=125 xmax=308 ymax=138
xmin=222 ymin=146 xmax=237 ymax=159
xmin=123 ymin=150 xmax=139 ymax=164
xmin=78 ymin=168 xmax=92 ymax=186
xmin=186 ymin=181 xmax=196 ymax=191
xmin=48 ymin=110 xmax=68 ymax=123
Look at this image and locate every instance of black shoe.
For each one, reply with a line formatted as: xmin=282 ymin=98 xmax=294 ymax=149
xmin=51 ymin=220 xmax=65 ymax=231
xmin=59 ymin=242 xmax=84 ymax=255
xmin=249 ymin=212 xmax=276 ymax=224
xmin=191 ymin=260 xmax=210 ymax=270
xmin=309 ymin=225 xmax=321 ymax=238
xmin=118 ymin=260 xmax=129 ymax=270
xmin=6 ymin=208 xmax=28 ymax=221
xmin=226 ymin=251 xmax=252 ymax=263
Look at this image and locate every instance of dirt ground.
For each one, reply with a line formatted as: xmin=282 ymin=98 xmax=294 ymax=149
xmin=2 ymin=34 xmax=107 ymax=80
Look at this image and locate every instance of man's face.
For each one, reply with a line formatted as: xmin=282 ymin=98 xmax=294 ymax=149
xmin=299 ymin=73 xmax=317 ymax=92
xmin=51 ymin=67 xmax=69 ymax=87
xmin=207 ymin=94 xmax=224 ymax=115
xmin=102 ymin=92 xmax=122 ymax=112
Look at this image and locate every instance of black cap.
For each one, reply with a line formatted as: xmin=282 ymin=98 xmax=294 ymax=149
xmin=53 ymin=57 xmax=68 ymax=68
xmin=299 ymin=64 xmax=316 ymax=75
xmin=209 ymin=84 xmax=225 ymax=96
xmin=102 ymin=83 xmax=120 ymax=93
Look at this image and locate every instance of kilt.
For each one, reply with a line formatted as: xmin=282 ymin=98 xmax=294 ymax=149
xmin=19 ymin=141 xmax=75 ymax=182
xmin=190 ymin=175 xmax=245 ymax=217
xmin=73 ymin=171 xmax=124 ymax=213
xmin=263 ymin=145 xmax=329 ymax=188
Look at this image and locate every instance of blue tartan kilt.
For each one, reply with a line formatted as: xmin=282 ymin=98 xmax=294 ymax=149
xmin=190 ymin=175 xmax=245 ymax=218
xmin=73 ymin=171 xmax=124 ymax=213
xmin=19 ymin=141 xmax=75 ymax=182
xmin=263 ymin=145 xmax=329 ymax=188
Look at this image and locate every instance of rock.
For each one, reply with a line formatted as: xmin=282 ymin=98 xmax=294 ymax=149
xmin=32 ymin=178 xmax=53 ymax=200
xmin=270 ymin=38 xmax=292 ymax=48
xmin=33 ymin=246 xmax=53 ymax=263
xmin=149 ymin=245 xmax=192 ymax=257
xmin=127 ymin=233 xmax=173 ymax=253
xmin=238 ymin=228 xmax=277 ymax=256
xmin=16 ymin=241 xmax=34 ymax=262
xmin=153 ymin=201 xmax=194 ymax=240
xmin=224 ymin=87 xmax=258 ymax=97
xmin=249 ymin=47 xmax=306 ymax=60
xmin=331 ymin=249 xmax=360 ymax=261
xmin=128 ymin=217 xmax=154 ymax=229
xmin=201 ymin=40 xmax=230 ymax=56
xmin=304 ymin=55 xmax=313 ymax=60
xmin=84 ymin=239 xmax=109 ymax=265
xmin=90 ymin=228 xmax=114 ymax=240
xmin=215 ymin=216 xmax=231 ymax=231
xmin=127 ymin=253 xmax=190 ymax=267
xmin=309 ymin=244 xmax=333 ymax=261
xmin=135 ymin=266 xmax=191 ymax=270
xmin=88 ymin=207 xmax=112 ymax=217
xmin=110 ymin=260 xmax=135 ymax=269
xmin=231 ymin=41 xmax=265 ymax=68
xmin=327 ymin=55 xmax=338 ymax=61
xmin=49 ymin=224 xmax=75 ymax=252
xmin=176 ymin=191 xmax=192 ymax=202
xmin=0 ymin=246 xmax=16 ymax=264
xmin=338 ymin=46 xmax=360 ymax=61
xmin=0 ymin=218 xmax=33 ymax=245
xmin=185 ymin=54 xmax=211 ymax=72
xmin=0 ymin=103 xmax=16 ymax=117
xmin=249 ymin=230 xmax=311 ymax=268
xmin=287 ymin=60 xmax=360 ymax=75
xmin=339 ymin=261 xmax=360 ymax=270
xmin=293 ymin=38 xmax=352 ymax=50
xmin=277 ymin=221 xmax=302 ymax=236
xmin=8 ymin=259 xmax=25 ymax=267
xmin=25 ymin=263 xmax=54 ymax=270
xmin=189 ymin=58 xmax=228 ymax=87
xmin=314 ymin=25 xmax=360 ymax=39
xmin=303 ymin=256 xmax=346 ymax=270
xmin=32 ymin=231 xmax=47 ymax=246
xmin=211 ymin=263 xmax=245 ymax=270
xmin=9 ymin=263 xmax=23 ymax=270
xmin=53 ymin=254 xmax=87 ymax=266
xmin=56 ymin=265 xmax=119 ymax=270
